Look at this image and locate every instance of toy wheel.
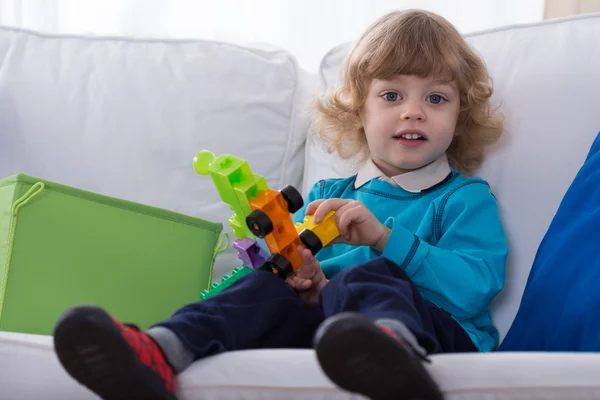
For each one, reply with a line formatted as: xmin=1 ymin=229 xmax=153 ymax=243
xmin=264 ymin=254 xmax=294 ymax=278
xmin=299 ymin=229 xmax=323 ymax=255
xmin=246 ymin=210 xmax=273 ymax=238
xmin=281 ymin=185 xmax=304 ymax=213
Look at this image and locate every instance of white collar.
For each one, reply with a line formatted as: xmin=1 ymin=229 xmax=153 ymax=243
xmin=354 ymin=155 xmax=452 ymax=192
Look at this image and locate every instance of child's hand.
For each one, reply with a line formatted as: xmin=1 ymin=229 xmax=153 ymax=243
xmin=306 ymin=199 xmax=391 ymax=252
xmin=286 ymin=246 xmax=328 ymax=304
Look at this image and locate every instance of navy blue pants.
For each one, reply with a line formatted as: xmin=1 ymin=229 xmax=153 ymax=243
xmin=156 ymin=257 xmax=477 ymax=360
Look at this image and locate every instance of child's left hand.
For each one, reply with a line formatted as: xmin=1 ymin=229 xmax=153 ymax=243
xmin=306 ymin=199 xmax=391 ymax=252
xmin=286 ymin=245 xmax=328 ymax=304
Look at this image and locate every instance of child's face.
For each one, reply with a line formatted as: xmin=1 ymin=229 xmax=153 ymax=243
xmin=360 ymin=74 xmax=460 ymax=176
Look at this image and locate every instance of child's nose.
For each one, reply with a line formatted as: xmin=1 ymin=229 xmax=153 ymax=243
xmin=400 ymin=102 xmax=425 ymax=121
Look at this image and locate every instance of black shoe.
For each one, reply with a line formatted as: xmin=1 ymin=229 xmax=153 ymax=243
xmin=53 ymin=305 xmax=177 ymax=400
xmin=314 ymin=312 xmax=444 ymax=400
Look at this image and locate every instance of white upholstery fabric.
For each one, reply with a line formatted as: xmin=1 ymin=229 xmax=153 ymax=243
xmin=2 ymin=331 xmax=600 ymax=400
xmin=0 ymin=27 xmax=311 ymax=279
xmin=308 ymin=13 xmax=600 ymax=343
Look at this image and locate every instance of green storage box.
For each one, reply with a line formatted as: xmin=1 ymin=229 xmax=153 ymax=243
xmin=0 ymin=174 xmax=223 ymax=335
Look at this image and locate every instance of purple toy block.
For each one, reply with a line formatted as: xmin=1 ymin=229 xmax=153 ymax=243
xmin=233 ymin=238 xmax=266 ymax=270
xmin=255 ymin=237 xmax=271 ymax=260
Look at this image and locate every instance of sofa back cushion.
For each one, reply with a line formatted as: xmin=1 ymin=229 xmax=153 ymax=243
xmin=0 ymin=27 xmax=312 ymax=277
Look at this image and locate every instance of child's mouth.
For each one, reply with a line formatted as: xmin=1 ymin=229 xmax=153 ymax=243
xmin=393 ymin=133 xmax=426 ymax=141
xmin=394 ymin=129 xmax=427 ymax=147
xmin=393 ymin=131 xmax=427 ymax=146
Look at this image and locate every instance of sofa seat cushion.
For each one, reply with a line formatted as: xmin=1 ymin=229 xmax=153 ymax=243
xmin=2 ymin=331 xmax=600 ymax=400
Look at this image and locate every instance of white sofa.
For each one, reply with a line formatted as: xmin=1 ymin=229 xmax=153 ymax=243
xmin=1 ymin=13 xmax=600 ymax=400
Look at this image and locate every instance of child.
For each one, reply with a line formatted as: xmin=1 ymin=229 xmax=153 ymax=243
xmin=53 ymin=9 xmax=507 ymax=400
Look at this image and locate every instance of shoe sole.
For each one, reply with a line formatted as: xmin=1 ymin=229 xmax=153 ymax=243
xmin=53 ymin=305 xmax=176 ymax=400
xmin=315 ymin=314 xmax=444 ymax=400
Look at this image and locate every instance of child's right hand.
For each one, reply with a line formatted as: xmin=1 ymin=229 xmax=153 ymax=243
xmin=285 ymin=246 xmax=328 ymax=304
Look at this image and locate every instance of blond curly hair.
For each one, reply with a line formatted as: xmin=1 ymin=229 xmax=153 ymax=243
xmin=314 ymin=9 xmax=503 ymax=175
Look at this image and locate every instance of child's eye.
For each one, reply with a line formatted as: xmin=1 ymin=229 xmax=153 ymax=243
xmin=427 ymin=94 xmax=446 ymax=104
xmin=382 ymin=92 xmax=400 ymax=102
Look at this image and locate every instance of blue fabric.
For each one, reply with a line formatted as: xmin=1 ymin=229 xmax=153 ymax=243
xmin=156 ymin=257 xmax=476 ymax=360
xmin=293 ymin=172 xmax=508 ymax=352
xmin=500 ymin=132 xmax=600 ymax=352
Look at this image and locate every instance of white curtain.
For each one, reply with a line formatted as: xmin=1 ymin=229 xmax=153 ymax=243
xmin=0 ymin=0 xmax=545 ymax=71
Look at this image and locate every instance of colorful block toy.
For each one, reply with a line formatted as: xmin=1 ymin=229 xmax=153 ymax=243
xmin=193 ymin=150 xmax=268 ymax=240
xmin=233 ymin=238 xmax=265 ymax=270
xmin=254 ymin=237 xmax=271 ymax=261
xmin=193 ymin=150 xmax=340 ymax=299
xmin=295 ymin=211 xmax=339 ymax=254
xmin=200 ymin=266 xmax=253 ymax=300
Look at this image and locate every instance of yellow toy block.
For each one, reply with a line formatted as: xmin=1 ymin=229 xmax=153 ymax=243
xmin=295 ymin=210 xmax=340 ymax=254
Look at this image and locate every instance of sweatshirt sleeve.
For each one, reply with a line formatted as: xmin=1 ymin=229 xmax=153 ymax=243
xmin=381 ymin=182 xmax=508 ymax=320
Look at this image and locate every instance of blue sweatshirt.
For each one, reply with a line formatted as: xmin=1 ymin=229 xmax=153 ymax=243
xmin=292 ymin=171 xmax=508 ymax=352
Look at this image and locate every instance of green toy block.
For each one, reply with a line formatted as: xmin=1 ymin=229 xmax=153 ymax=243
xmin=228 ymin=214 xmax=251 ymax=241
xmin=200 ymin=265 xmax=254 ymax=300
xmin=231 ymin=175 xmax=269 ymax=239
xmin=211 ymin=156 xmax=253 ymax=203
xmin=193 ymin=151 xmax=270 ymax=240
xmin=234 ymin=174 xmax=268 ymax=205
